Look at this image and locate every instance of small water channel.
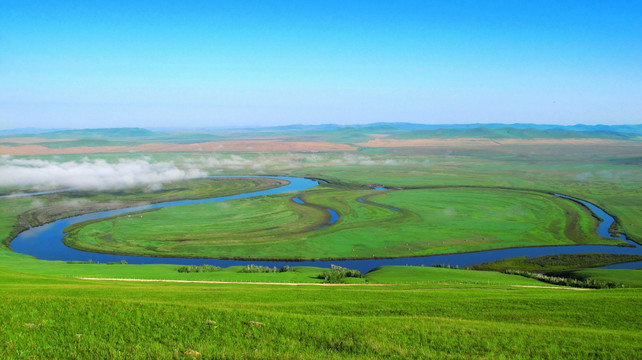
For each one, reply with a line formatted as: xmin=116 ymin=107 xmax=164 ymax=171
xmin=291 ymin=196 xmax=338 ymax=229
xmin=7 ymin=177 xmax=642 ymax=273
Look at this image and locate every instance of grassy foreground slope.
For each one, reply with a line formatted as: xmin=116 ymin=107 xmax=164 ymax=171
xmin=64 ymin=186 xmax=610 ymax=259
xmin=1 ymin=268 xmax=641 ymax=359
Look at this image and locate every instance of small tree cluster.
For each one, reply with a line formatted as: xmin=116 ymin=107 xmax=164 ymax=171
xmin=239 ymin=264 xmax=293 ymax=273
xmin=317 ymin=265 xmax=363 ymax=284
xmin=432 ymin=264 xmax=461 ymax=269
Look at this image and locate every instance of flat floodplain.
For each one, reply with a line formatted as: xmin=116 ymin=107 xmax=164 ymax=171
xmin=63 ymin=186 xmax=614 ymax=259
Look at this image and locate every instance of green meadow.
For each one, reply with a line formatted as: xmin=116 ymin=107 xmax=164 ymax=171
xmin=1 ymin=268 xmax=641 ymax=359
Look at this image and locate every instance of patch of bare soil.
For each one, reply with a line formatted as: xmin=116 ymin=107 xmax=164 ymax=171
xmin=0 ymin=140 xmax=356 ymax=155
xmin=77 ymin=277 xmax=384 ymax=286
xmin=0 ymin=137 xmax=73 ymax=144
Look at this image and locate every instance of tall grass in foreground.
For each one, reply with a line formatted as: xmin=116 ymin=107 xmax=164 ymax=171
xmin=3 ymin=272 xmax=641 ymax=359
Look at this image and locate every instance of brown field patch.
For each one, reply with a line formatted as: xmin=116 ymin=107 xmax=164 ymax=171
xmin=0 ymin=137 xmax=72 ymax=144
xmin=0 ymin=140 xmax=356 ymax=155
xmin=356 ymin=138 xmax=630 ymax=147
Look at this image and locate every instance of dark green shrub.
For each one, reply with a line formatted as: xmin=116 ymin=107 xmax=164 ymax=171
xmin=239 ymin=264 xmax=278 ymax=273
xmin=177 ymin=264 xmax=221 ymax=273
xmin=239 ymin=264 xmax=294 ymax=273
xmin=432 ymin=264 xmax=461 ymax=269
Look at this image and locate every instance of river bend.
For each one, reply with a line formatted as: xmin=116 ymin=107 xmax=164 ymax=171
xmin=8 ymin=176 xmax=642 ymax=272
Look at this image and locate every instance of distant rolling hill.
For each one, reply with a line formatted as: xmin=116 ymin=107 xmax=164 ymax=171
xmin=0 ymin=124 xmax=640 ymax=147
xmin=394 ymin=127 xmax=638 ymax=140
xmin=30 ymin=127 xmax=158 ymax=139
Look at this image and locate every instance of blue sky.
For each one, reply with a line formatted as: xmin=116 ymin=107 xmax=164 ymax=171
xmin=1 ymin=1 xmax=640 ymax=129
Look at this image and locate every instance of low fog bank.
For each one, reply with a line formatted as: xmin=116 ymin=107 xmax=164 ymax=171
xmin=0 ymin=153 xmax=430 ymax=191
xmin=187 ymin=154 xmax=431 ymax=173
xmin=0 ymin=157 xmax=206 ymax=190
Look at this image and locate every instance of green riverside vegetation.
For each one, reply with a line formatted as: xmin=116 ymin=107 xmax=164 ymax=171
xmin=471 ymin=253 xmax=642 ymax=272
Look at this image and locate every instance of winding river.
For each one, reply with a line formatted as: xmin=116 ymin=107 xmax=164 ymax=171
xmin=8 ymin=176 xmax=642 ymax=273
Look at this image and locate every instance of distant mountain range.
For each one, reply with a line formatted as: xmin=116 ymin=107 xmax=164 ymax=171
xmin=1 ymin=123 xmax=640 ymax=142
xmin=245 ymin=123 xmax=642 ymax=135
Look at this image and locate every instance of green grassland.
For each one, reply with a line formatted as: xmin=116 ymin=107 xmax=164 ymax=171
xmin=1 ymin=268 xmax=641 ymax=359
xmin=63 ymin=186 xmax=614 ymax=259
xmin=290 ymin=143 xmax=642 ymax=242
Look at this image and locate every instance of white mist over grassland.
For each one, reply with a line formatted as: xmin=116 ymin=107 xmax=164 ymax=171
xmin=0 ymin=153 xmax=431 ymax=191
xmin=187 ymin=153 xmax=430 ymax=174
xmin=0 ymin=156 xmax=206 ymax=191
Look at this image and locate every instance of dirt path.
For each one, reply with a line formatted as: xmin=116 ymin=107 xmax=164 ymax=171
xmin=509 ymin=284 xmax=593 ymax=290
xmin=77 ymin=277 xmax=384 ymax=286
xmin=76 ymin=277 xmax=592 ymax=290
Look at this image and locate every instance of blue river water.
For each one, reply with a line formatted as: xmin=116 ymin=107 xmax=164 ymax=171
xmin=8 ymin=177 xmax=642 ymax=272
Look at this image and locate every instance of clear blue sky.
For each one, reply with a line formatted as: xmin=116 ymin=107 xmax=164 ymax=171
xmin=1 ymin=1 xmax=640 ymax=129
